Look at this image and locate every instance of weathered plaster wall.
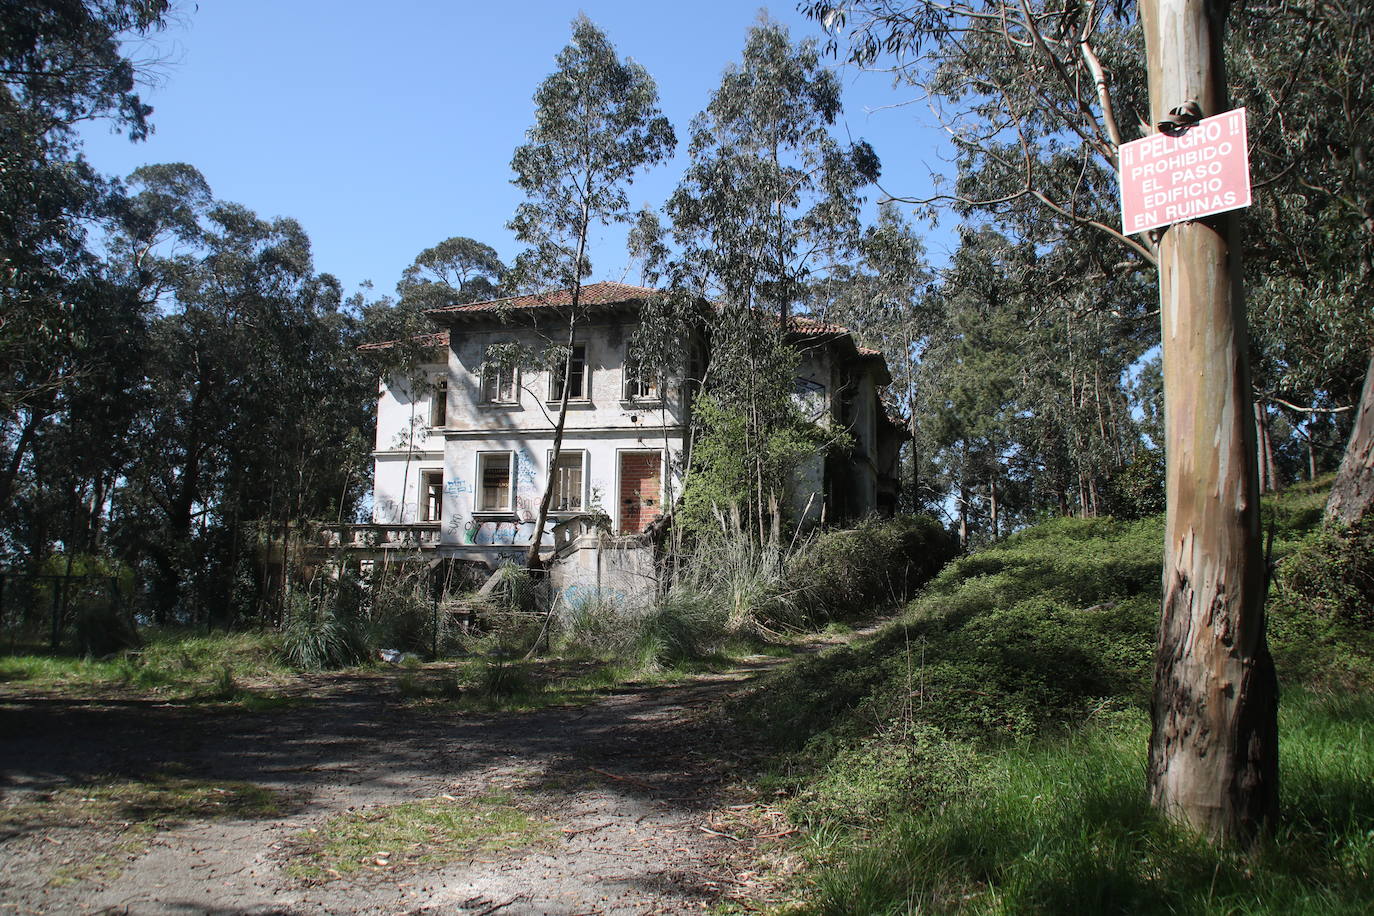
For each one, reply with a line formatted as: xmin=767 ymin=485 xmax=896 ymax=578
xmin=440 ymin=430 xmax=684 ymax=548
xmin=373 ymin=364 xmax=446 ymax=523
xmin=446 ymin=320 xmax=688 ymax=433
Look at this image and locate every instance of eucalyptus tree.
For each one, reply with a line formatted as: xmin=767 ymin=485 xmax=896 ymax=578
xmin=666 ymin=18 xmax=878 ymax=540
xmin=106 ymin=171 xmax=372 ymax=623
xmin=1232 ymin=0 xmax=1374 ymax=524
xmin=397 ymin=236 xmax=506 ymax=312
xmin=0 ymin=0 xmax=170 ymax=537
xmin=507 ymin=16 xmax=675 ymax=567
xmin=810 ymin=203 xmax=935 ymax=507
xmin=806 ymin=0 xmax=1281 ymax=844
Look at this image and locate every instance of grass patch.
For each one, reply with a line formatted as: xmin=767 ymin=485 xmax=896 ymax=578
xmin=0 ymin=774 xmax=288 ymax=833
xmin=289 ymin=793 xmax=550 ymax=881
xmin=0 ymin=629 xmax=298 ymax=707
xmin=798 ymin=692 xmax=1374 ymax=915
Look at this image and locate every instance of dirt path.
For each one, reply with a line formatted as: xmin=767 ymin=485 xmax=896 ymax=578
xmin=0 ymin=646 xmax=822 ymax=915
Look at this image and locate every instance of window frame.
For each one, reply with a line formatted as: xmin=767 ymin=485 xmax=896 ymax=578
xmin=547 ymin=449 xmax=588 ymax=514
xmin=429 ymin=377 xmax=448 ymax=428
xmin=547 ymin=344 xmax=589 ymax=403
xmin=420 ymin=469 xmax=444 ymax=522
xmin=475 ymin=451 xmax=515 ymax=514
xmin=480 ymin=350 xmax=519 ymax=405
xmin=623 ymin=354 xmax=663 ymax=403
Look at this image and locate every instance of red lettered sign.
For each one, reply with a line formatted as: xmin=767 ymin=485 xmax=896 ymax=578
xmin=1119 ymin=108 xmax=1251 ymax=235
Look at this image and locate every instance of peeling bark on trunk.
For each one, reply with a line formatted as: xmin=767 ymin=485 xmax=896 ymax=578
xmin=1326 ymin=351 xmax=1374 ymax=526
xmin=1140 ymin=0 xmax=1278 ymax=845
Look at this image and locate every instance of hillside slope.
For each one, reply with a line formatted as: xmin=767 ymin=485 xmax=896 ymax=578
xmin=733 ymin=481 xmax=1374 ymax=914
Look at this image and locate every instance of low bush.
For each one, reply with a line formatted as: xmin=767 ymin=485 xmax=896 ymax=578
xmin=786 ymin=514 xmax=958 ymax=625
xmin=280 ymin=605 xmax=370 ymax=671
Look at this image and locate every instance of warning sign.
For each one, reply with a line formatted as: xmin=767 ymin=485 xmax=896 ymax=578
xmin=1119 ymin=108 xmax=1251 ymax=235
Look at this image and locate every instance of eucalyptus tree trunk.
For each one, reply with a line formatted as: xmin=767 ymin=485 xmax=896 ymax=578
xmin=524 ymin=299 xmax=581 ymax=570
xmin=1325 ymin=351 xmax=1374 ymax=525
xmin=1140 ymin=0 xmax=1277 ymax=844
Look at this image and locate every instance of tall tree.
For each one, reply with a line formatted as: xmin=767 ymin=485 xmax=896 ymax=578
xmin=0 ymin=0 xmax=170 ymax=536
xmin=1231 ymin=0 xmax=1374 ymax=524
xmin=1138 ymin=0 xmax=1275 ymax=843
xmin=807 ymin=0 xmax=1276 ymax=842
xmin=109 ymin=170 xmax=372 ymax=622
xmin=667 ymin=17 xmax=878 ymax=539
xmin=397 ymin=236 xmax=506 ymax=312
xmin=508 ymin=16 xmax=675 ymax=567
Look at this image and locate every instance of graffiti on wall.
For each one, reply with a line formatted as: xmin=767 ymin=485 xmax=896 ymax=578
xmin=461 ymin=518 xmax=557 ymax=546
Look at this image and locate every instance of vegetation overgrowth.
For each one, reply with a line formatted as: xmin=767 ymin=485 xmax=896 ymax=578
xmin=1 ymin=516 xmax=954 ymax=715
xmin=289 ymin=793 xmax=549 ymax=881
xmin=0 ymin=629 xmax=293 ymax=706
xmin=733 ymin=480 xmax=1373 ymax=913
xmin=403 ymin=515 xmax=955 ymax=711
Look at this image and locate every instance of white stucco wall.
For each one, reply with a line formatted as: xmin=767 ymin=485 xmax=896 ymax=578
xmin=440 ymin=430 xmax=684 ymax=550
xmin=445 ymin=320 xmax=689 ymax=433
xmin=372 ymin=362 xmax=447 ymax=524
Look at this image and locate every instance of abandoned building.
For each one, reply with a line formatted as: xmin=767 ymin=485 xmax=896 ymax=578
xmin=324 ymin=281 xmax=902 ymax=589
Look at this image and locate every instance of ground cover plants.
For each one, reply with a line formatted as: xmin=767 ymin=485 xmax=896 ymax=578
xmin=0 ymin=629 xmax=294 ymax=706
xmin=289 ymin=793 xmax=551 ymax=882
xmin=734 ymin=480 xmax=1374 ymax=914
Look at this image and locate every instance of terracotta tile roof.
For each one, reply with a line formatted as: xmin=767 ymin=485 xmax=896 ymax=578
xmin=783 ymin=314 xmax=851 ymax=336
xmin=856 ymin=345 xmax=883 ymax=357
xmin=426 ymin=281 xmax=658 ymax=316
xmin=357 ymin=330 xmax=449 ymax=352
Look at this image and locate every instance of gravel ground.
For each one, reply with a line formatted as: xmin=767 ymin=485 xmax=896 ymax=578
xmin=0 ymin=656 xmax=799 ymax=916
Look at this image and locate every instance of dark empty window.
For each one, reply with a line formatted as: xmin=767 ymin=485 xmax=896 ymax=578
xmin=549 ymin=345 xmax=587 ymax=401
xmin=430 ymin=379 xmax=447 ymax=427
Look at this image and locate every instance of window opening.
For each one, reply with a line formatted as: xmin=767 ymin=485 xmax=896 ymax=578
xmin=478 ymin=453 xmax=512 ymax=512
xmin=624 ymin=357 xmax=661 ymax=401
xmin=550 ymin=345 xmax=587 ymax=401
xmin=482 ymin=352 xmax=517 ymax=403
xmin=421 ymin=470 xmax=444 ymax=522
xmin=550 ymin=451 xmax=585 ymax=512
xmin=430 ymin=379 xmax=447 ymax=427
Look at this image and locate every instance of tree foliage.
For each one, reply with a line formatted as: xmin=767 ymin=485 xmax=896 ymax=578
xmin=507 ymin=15 xmax=675 ymax=565
xmin=667 ymin=18 xmax=878 ymax=540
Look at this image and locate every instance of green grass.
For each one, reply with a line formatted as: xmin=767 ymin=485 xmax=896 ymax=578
xmin=797 ymin=692 xmax=1374 ymax=915
xmin=289 ymin=793 xmax=550 ymax=881
xmin=732 ymin=484 xmax=1374 ymax=914
xmin=0 ymin=629 xmax=297 ymax=706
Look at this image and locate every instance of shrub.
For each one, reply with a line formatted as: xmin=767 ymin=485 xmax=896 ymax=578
xmin=1271 ymin=519 xmax=1374 ymax=628
xmin=1268 ymin=517 xmax=1374 ymax=692
xmin=630 ymin=589 xmax=729 ymax=670
xmin=786 ymin=515 xmax=958 ymax=624
xmin=280 ymin=589 xmax=370 ymax=671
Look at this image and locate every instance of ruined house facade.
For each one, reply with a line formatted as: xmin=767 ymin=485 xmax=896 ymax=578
xmin=352 ymin=282 xmax=902 ymax=569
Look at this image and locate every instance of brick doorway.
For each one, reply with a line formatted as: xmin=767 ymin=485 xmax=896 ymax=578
xmin=618 ymin=450 xmax=662 ymax=535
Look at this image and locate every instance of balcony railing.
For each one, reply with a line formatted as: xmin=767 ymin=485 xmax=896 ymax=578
xmin=317 ymin=523 xmax=442 ymax=549
xmin=316 ymin=514 xmax=611 ymax=556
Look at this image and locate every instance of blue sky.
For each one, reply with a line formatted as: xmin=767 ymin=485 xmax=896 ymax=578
xmin=82 ymin=1 xmax=958 ymax=303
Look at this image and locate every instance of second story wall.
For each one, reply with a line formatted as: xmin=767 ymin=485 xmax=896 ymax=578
xmin=375 ymin=362 xmax=449 ymax=452
xmin=445 ymin=318 xmax=689 ymax=434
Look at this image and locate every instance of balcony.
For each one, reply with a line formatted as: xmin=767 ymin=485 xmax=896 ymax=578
xmin=316 ymin=523 xmax=443 ymax=550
